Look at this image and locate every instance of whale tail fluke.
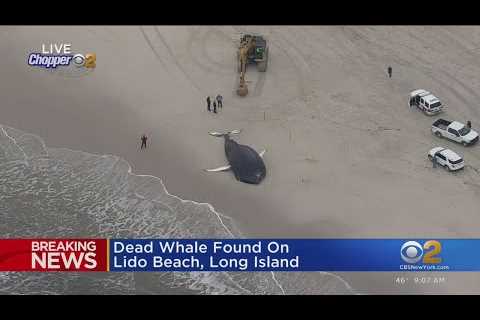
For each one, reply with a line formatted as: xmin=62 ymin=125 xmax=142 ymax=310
xmin=209 ymin=129 xmax=242 ymax=137
xmin=228 ymin=129 xmax=242 ymax=135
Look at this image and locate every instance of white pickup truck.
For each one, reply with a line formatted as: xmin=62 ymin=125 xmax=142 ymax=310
xmin=409 ymin=89 xmax=443 ymax=115
xmin=432 ymin=119 xmax=479 ymax=146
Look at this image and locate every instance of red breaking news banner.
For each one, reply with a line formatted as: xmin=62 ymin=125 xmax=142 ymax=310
xmin=0 ymin=239 xmax=108 ymax=271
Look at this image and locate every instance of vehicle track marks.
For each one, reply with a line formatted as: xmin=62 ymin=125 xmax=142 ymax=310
xmin=139 ymin=26 xmax=168 ymax=71
xmin=153 ymin=26 xmax=202 ymax=93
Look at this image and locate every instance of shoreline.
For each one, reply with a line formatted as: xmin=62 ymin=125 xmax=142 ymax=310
xmin=0 ymin=122 xmax=354 ymax=295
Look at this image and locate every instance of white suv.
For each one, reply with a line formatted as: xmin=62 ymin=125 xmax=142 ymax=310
xmin=428 ymin=147 xmax=465 ymax=171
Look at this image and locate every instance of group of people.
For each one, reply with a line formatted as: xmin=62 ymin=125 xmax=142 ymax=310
xmin=206 ymin=94 xmax=223 ymax=114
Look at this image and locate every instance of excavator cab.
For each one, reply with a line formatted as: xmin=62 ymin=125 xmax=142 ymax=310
xmin=255 ymin=47 xmax=265 ymax=60
xmin=253 ymin=36 xmax=267 ymax=61
xmin=238 ymin=34 xmax=268 ymax=71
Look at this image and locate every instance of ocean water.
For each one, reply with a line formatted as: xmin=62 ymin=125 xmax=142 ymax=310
xmin=0 ymin=124 xmax=354 ymax=295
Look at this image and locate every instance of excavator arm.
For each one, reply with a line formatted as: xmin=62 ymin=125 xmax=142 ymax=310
xmin=236 ymin=36 xmax=256 ymax=96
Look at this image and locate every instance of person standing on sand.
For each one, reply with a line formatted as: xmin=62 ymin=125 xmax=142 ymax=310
xmin=140 ymin=134 xmax=148 ymax=150
xmin=216 ymin=94 xmax=223 ymax=108
xmin=213 ymin=101 xmax=217 ymax=114
xmin=387 ymin=66 xmax=392 ymax=78
xmin=206 ymin=96 xmax=211 ymax=112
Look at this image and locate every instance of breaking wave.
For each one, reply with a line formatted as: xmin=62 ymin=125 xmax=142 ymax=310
xmin=0 ymin=124 xmax=354 ymax=295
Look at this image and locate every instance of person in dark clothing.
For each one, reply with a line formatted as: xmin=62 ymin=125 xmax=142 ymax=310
xmin=213 ymin=101 xmax=217 ymax=114
xmin=387 ymin=66 xmax=392 ymax=78
xmin=216 ymin=94 xmax=223 ymax=108
xmin=467 ymin=121 xmax=472 ymax=129
xmin=206 ymin=96 xmax=211 ymax=112
xmin=141 ymin=134 xmax=148 ymax=149
xmin=432 ymin=153 xmax=438 ymax=168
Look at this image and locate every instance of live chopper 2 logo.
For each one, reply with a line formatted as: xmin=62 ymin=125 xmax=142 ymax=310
xmin=27 ymin=43 xmax=96 ymax=77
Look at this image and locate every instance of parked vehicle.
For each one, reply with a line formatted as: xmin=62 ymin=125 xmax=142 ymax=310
xmin=428 ymin=147 xmax=465 ymax=171
xmin=432 ymin=119 xmax=479 ymax=146
xmin=409 ymin=89 xmax=443 ymax=115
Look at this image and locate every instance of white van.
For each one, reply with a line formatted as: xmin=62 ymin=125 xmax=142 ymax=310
xmin=409 ymin=89 xmax=443 ymax=115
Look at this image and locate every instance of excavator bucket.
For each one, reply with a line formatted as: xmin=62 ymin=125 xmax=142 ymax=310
xmin=237 ymin=72 xmax=248 ymax=96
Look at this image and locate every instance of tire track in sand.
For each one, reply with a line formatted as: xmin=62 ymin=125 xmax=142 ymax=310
xmin=186 ymin=26 xmax=235 ymax=75
xmin=153 ymin=26 xmax=202 ymax=93
xmin=139 ymin=26 xmax=169 ymax=71
xmin=140 ymin=26 xmax=202 ymax=93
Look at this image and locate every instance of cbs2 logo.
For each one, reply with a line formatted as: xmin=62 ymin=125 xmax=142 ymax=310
xmin=400 ymin=240 xmax=442 ymax=264
xmin=73 ymin=53 xmax=96 ymax=68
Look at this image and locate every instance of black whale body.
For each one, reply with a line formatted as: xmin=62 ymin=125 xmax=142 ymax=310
xmin=224 ymin=136 xmax=266 ymax=184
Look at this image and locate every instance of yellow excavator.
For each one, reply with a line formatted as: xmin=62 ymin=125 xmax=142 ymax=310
xmin=236 ymin=34 xmax=269 ymax=96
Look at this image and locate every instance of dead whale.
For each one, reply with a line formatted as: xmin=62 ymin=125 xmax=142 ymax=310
xmin=205 ymin=130 xmax=266 ymax=184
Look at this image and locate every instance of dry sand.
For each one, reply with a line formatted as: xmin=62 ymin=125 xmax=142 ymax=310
xmin=2 ymin=26 xmax=480 ymax=293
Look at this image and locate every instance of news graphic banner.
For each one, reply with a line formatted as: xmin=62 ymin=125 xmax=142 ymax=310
xmin=1 ymin=239 xmax=480 ymax=272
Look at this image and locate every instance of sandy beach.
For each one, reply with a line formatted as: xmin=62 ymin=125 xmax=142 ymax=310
xmin=2 ymin=26 xmax=480 ymax=293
